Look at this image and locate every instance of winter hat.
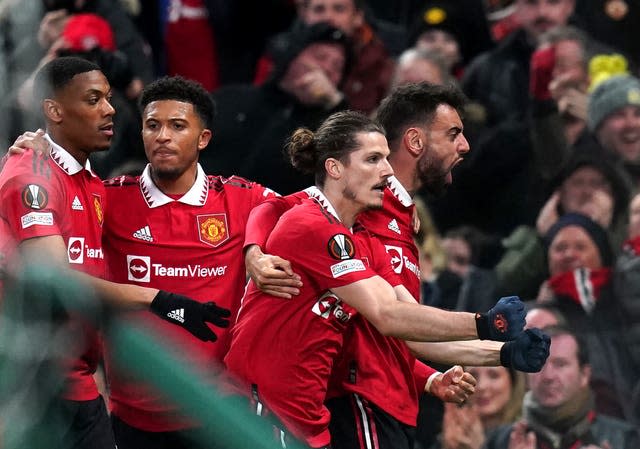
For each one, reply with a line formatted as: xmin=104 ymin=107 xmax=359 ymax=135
xmin=61 ymin=13 xmax=116 ymax=52
xmin=408 ymin=0 xmax=493 ymax=64
xmin=544 ymin=213 xmax=613 ymax=266
xmin=587 ymin=74 xmax=640 ymax=131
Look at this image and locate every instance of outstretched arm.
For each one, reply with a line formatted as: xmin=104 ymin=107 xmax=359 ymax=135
xmin=20 ymin=235 xmax=230 ymax=342
xmin=331 ymin=278 xmax=526 ymax=342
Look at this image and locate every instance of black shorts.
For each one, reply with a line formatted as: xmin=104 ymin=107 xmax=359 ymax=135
xmin=60 ymin=395 xmax=116 ymax=449
xmin=327 ymin=394 xmax=415 ymax=449
xmin=111 ymin=414 xmax=204 ymax=449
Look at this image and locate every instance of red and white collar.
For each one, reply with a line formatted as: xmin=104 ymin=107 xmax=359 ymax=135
xmin=45 ymin=134 xmax=95 ymax=176
xmin=387 ymin=176 xmax=413 ymax=207
xmin=304 ymin=186 xmax=341 ymax=222
xmin=139 ymin=163 xmax=209 ymax=208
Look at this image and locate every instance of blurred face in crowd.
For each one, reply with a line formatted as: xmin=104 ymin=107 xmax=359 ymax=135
xmin=547 ymin=225 xmax=603 ymax=275
xmin=392 ymin=52 xmax=446 ymax=88
xmin=628 ymin=193 xmax=640 ymax=239
xmin=559 ymin=166 xmax=612 ymax=215
xmin=596 ymin=105 xmax=640 ymax=162
xmin=49 ymin=70 xmax=114 ymax=158
xmin=526 ymin=307 xmax=560 ymax=329
xmin=279 ymin=42 xmax=346 ymax=106
xmin=339 ymin=132 xmax=394 ymax=211
xmin=142 ymin=100 xmax=211 ymax=185
xmin=416 ymin=104 xmax=470 ymax=195
xmin=528 ymin=333 xmax=589 ymax=408
xmin=468 ymin=366 xmax=513 ymax=422
xmin=415 ymin=30 xmax=461 ymax=70
xmin=552 ymin=39 xmax=588 ymax=92
xmin=303 ymin=0 xmax=363 ymax=37
xmin=515 ymin=0 xmax=575 ymax=41
xmin=441 ymin=236 xmax=471 ymax=277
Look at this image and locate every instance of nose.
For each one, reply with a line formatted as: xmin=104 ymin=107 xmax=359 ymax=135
xmin=102 ymin=98 xmax=115 ymax=117
xmin=381 ymin=157 xmax=394 ymax=178
xmin=156 ymin=125 xmax=171 ymax=142
xmin=457 ymin=133 xmax=470 ymax=155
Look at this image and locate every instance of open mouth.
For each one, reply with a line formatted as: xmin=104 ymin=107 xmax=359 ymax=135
xmin=99 ymin=123 xmax=114 ymax=136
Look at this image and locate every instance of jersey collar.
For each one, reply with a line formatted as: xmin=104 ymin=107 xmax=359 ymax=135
xmin=304 ymin=186 xmax=341 ymax=222
xmin=45 ymin=134 xmax=94 ymax=176
xmin=139 ymin=163 xmax=209 ymax=208
xmin=387 ymin=176 xmax=413 ymax=207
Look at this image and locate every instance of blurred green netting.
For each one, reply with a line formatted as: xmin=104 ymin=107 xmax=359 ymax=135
xmin=0 ymin=263 xmax=308 ymax=449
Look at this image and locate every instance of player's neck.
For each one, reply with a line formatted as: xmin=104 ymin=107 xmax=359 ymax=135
xmin=322 ymin=187 xmax=359 ymax=229
xmin=48 ymin=131 xmax=89 ymax=166
xmin=150 ymin=166 xmax=197 ymax=196
xmin=392 ymin=168 xmax=417 ymax=198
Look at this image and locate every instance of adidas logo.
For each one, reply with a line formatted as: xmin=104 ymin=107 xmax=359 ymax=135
xmin=387 ymin=219 xmax=401 ymax=235
xmin=167 ymin=308 xmax=185 ymax=323
xmin=71 ymin=196 xmax=84 ymax=211
xmin=133 ymin=225 xmax=153 ymax=242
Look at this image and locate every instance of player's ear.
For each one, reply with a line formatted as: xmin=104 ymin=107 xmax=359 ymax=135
xmin=325 ymin=157 xmax=342 ymax=179
xmin=198 ymin=129 xmax=212 ymax=150
xmin=43 ymin=99 xmax=62 ymax=124
xmin=403 ymin=127 xmax=424 ymax=158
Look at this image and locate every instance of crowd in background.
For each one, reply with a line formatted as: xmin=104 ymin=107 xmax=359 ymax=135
xmin=1 ymin=0 xmax=640 ymax=447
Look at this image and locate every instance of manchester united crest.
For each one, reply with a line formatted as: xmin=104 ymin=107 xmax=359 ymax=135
xmin=197 ymin=214 xmax=229 ymax=247
xmin=93 ymin=194 xmax=103 ymax=226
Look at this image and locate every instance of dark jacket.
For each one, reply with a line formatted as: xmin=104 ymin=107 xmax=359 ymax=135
xmin=205 ymin=83 xmax=347 ymax=194
xmin=428 ymin=30 xmax=536 ymax=237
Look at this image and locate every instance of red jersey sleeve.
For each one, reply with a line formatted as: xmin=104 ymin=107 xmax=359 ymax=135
xmin=268 ymin=201 xmax=377 ymax=289
xmin=0 ymin=151 xmax=64 ymax=242
xmin=414 ymin=359 xmax=438 ymax=392
xmin=243 ymin=192 xmax=306 ymax=250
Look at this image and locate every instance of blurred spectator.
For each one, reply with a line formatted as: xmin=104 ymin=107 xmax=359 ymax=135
xmin=434 ymin=366 xmax=525 ymax=449
xmin=613 ymin=191 xmax=640 ymax=425
xmin=407 ymin=0 xmax=494 ymax=79
xmin=485 ymin=326 xmax=639 ymax=449
xmin=390 ymin=48 xmax=451 ymax=90
xmin=253 ymin=0 xmax=395 ymax=114
xmin=525 ymin=303 xmax=566 ymax=329
xmin=39 ymin=0 xmax=154 ymax=98
xmin=162 ymin=0 xmax=295 ymax=88
xmin=205 ymin=23 xmax=350 ymax=194
xmin=496 ymin=152 xmax=630 ymax=300
xmin=427 ymin=226 xmax=498 ymax=313
xmin=537 ymin=214 xmax=632 ymax=419
xmin=529 ymin=26 xmax=599 ymax=184
xmin=587 ymin=74 xmax=640 ymax=188
xmin=430 ymin=0 xmax=576 ymax=237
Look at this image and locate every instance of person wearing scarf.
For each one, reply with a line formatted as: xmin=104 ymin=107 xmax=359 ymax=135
xmin=538 ymin=213 xmax=633 ymax=420
xmin=485 ymin=326 xmax=638 ymax=449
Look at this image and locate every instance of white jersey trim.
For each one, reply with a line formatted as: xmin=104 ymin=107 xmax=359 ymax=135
xmin=139 ymin=163 xmax=209 ymax=208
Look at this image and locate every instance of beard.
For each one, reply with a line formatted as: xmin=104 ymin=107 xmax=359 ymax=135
xmin=151 ymin=165 xmax=184 ymax=181
xmin=342 ymin=185 xmax=384 ymax=211
xmin=417 ymin=154 xmax=450 ymax=199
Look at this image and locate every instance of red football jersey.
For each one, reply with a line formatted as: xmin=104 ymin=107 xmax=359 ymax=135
xmin=0 ymin=138 xmax=106 ymax=401
xmin=102 ymin=164 xmax=276 ymax=432
xmin=244 ymin=185 xmax=435 ymax=426
xmin=225 ymin=194 xmax=380 ymax=448
xmin=345 ymin=176 xmax=435 ymax=423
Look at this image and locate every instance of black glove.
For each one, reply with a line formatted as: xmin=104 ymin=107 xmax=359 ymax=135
xmin=475 ymin=296 xmax=525 ymax=341
xmin=150 ymin=290 xmax=231 ymax=342
xmin=501 ymin=328 xmax=551 ymax=372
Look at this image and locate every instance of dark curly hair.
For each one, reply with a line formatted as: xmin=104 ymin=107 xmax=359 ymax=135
xmin=139 ymin=76 xmax=215 ymax=129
